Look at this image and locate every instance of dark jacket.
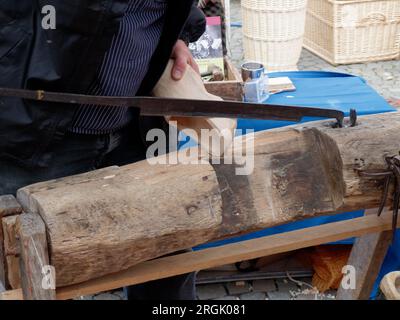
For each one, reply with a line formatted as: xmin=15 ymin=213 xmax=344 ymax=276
xmin=0 ymin=0 xmax=205 ymax=168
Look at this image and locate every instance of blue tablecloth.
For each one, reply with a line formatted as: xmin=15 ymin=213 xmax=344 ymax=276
xmin=190 ymin=71 xmax=398 ymax=299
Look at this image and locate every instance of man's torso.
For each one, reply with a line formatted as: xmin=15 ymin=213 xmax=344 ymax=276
xmin=0 ymin=0 xmax=196 ymax=167
xmin=71 ymin=0 xmax=168 ymax=135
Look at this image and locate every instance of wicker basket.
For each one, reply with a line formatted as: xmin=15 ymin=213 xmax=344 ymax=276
xmin=241 ymin=0 xmax=308 ymax=71
xmin=304 ymin=0 xmax=400 ymax=65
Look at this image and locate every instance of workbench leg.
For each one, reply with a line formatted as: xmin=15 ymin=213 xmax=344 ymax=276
xmin=0 ymin=195 xmax=23 ymax=291
xmin=16 ymin=213 xmax=56 ymax=300
xmin=2 ymin=215 xmax=22 ymax=289
xmin=0 ymin=219 xmax=6 ymax=291
xmin=336 ymin=209 xmax=392 ymax=300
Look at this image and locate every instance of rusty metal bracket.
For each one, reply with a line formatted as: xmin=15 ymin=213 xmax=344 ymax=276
xmin=359 ymin=155 xmax=400 ymax=241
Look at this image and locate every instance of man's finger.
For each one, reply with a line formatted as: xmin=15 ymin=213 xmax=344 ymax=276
xmin=171 ymin=56 xmax=188 ymax=80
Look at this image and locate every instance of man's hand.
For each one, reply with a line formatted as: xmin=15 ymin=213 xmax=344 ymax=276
xmin=170 ymin=40 xmax=200 ymax=80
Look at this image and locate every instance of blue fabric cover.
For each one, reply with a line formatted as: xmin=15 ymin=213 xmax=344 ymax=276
xmin=186 ymin=71 xmax=398 ymax=299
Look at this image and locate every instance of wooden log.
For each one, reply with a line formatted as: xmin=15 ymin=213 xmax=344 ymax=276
xmin=16 ymin=213 xmax=55 ymax=300
xmin=16 ymin=111 xmax=400 ymax=286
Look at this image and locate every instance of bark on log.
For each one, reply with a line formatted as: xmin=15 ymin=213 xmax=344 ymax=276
xmin=16 ymin=111 xmax=400 ymax=286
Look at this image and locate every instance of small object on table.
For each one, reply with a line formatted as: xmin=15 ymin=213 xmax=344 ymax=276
xmin=203 ymin=57 xmax=243 ymax=101
xmin=201 ymin=63 xmax=224 ymax=82
xmin=241 ymin=62 xmax=269 ymax=103
xmin=268 ymin=77 xmax=296 ymax=95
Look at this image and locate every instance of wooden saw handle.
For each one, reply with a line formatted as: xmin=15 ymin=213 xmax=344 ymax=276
xmin=152 ymin=60 xmax=237 ymax=156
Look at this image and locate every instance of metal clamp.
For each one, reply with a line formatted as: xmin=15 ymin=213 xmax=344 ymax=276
xmin=359 ymin=155 xmax=400 ymax=241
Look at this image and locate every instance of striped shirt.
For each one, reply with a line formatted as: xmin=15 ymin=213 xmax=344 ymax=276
xmin=70 ymin=0 xmax=168 ymax=134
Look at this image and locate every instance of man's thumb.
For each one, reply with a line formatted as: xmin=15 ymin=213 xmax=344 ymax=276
xmin=171 ymin=57 xmax=187 ymax=80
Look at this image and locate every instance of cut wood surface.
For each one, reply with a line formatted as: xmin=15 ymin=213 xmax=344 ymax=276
xmin=0 ymin=195 xmax=23 ymax=217
xmin=1 ymin=211 xmax=398 ymax=300
xmin=152 ymin=59 xmax=237 ymax=157
xmin=16 ymin=111 xmax=400 ymax=286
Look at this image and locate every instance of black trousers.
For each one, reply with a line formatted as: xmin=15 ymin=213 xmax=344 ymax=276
xmin=0 ymin=125 xmax=196 ymax=300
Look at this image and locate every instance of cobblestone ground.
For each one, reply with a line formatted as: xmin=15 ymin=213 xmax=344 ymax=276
xmin=83 ymin=0 xmax=398 ymax=301
xmin=196 ymin=278 xmax=336 ymax=301
xmin=229 ymin=0 xmax=400 ymax=100
xmin=78 ymin=277 xmax=335 ymax=301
